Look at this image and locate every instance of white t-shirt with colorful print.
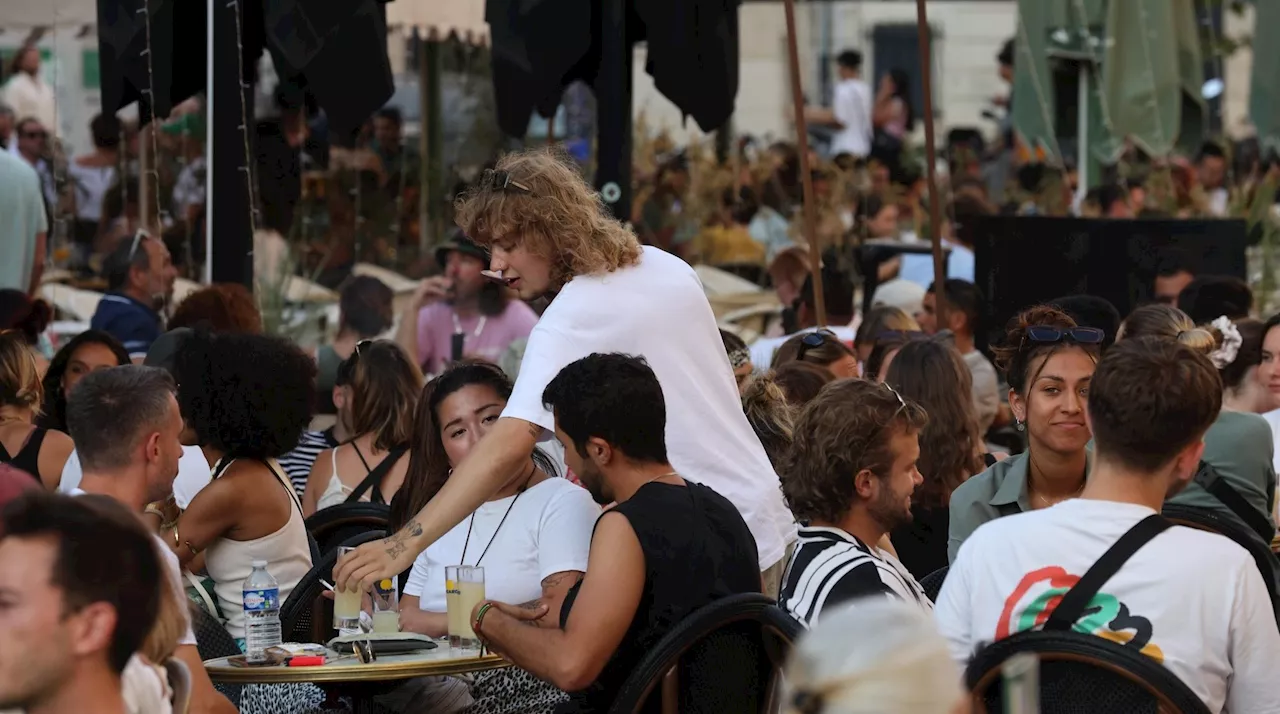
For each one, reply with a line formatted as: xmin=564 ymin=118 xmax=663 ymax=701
xmin=935 ymin=499 xmax=1280 ymax=714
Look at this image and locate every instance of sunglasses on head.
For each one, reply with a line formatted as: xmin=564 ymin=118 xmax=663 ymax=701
xmin=481 ymin=169 xmax=532 ymax=195
xmin=1023 ymin=326 xmax=1105 ymax=347
xmin=337 ymin=340 xmax=376 ymax=384
xmin=797 ymin=330 xmax=838 ymax=362
xmin=872 ymin=329 xmax=926 ymax=343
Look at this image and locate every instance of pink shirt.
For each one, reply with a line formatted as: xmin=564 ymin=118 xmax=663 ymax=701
xmin=416 ymin=300 xmax=539 ymax=374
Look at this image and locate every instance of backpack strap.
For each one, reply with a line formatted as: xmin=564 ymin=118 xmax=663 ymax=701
xmin=1043 ymin=514 xmax=1171 ymax=632
xmin=1194 ymin=461 xmax=1277 ymax=543
xmin=345 ymin=448 xmax=406 ymax=505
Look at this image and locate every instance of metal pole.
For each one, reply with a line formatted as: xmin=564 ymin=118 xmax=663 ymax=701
xmin=203 ymin=0 xmax=214 ymax=284
xmin=783 ymin=0 xmax=826 ymax=326
xmin=915 ymin=0 xmax=947 ymax=326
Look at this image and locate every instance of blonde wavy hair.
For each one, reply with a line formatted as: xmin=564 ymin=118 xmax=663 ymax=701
xmin=454 ymin=147 xmax=642 ymax=287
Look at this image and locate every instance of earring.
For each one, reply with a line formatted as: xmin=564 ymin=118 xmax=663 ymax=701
xmin=1015 ymin=419 xmax=1025 ymax=432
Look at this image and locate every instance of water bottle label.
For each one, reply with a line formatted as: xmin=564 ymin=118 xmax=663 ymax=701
xmin=244 ymin=587 xmax=279 ymax=612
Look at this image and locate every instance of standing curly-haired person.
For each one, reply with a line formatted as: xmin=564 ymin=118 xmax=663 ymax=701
xmin=337 ymin=147 xmax=798 ymax=596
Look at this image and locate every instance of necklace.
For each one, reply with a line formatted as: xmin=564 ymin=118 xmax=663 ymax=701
xmin=1029 ymin=457 xmax=1087 ymax=508
xmin=637 ymin=471 xmax=679 ymax=491
xmin=460 ymin=462 xmax=537 ymax=566
xmin=451 ymin=312 xmax=487 ymax=340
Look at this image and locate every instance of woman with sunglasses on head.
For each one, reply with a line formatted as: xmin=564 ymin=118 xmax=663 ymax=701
xmin=885 ymin=338 xmax=985 ymax=578
xmin=302 ymin=340 xmax=422 ymax=515
xmin=947 ymin=306 xmax=1101 ymax=562
xmin=853 ymin=305 xmax=921 ymax=365
xmin=382 ymin=361 xmax=600 ymax=714
xmin=1119 ymin=305 xmax=1276 ymax=535
xmin=772 ymin=329 xmax=860 ymax=379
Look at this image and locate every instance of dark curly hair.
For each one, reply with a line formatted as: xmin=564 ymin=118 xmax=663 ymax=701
xmin=37 ymin=330 xmax=131 ymax=432
xmin=991 ymin=305 xmax=1099 ymax=395
xmin=174 ymin=331 xmax=316 ymax=459
xmin=884 ymin=339 xmax=983 ymax=508
xmin=167 ymin=283 xmax=263 ymax=334
xmin=782 ymin=379 xmax=927 ymax=524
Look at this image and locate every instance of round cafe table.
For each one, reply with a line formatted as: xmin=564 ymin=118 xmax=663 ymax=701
xmin=204 ymin=644 xmax=508 ymax=685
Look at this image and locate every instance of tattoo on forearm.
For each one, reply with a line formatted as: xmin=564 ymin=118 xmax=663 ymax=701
xmin=384 ymin=535 xmax=407 ymax=560
xmin=407 ymin=520 xmax=423 ymax=538
xmin=517 ymin=599 xmax=542 ymax=611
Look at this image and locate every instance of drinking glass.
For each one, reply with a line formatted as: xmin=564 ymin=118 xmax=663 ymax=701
xmin=446 ymin=565 xmax=485 ymax=652
xmin=333 ymin=546 xmax=363 ymax=634
xmin=371 ymin=578 xmax=400 ymax=633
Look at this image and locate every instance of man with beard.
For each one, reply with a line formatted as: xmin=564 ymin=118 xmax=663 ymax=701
xmin=398 ymin=230 xmax=538 ymax=375
xmin=466 ymin=353 xmax=760 ymax=711
xmin=936 ymin=338 xmax=1280 ymax=713
xmin=777 ymin=379 xmax=931 ymax=626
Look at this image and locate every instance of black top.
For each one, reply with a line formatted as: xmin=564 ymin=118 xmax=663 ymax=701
xmin=556 ymin=481 xmax=760 ymax=714
xmin=890 ymin=504 xmax=951 ymax=579
xmin=0 ymin=428 xmax=46 ymax=483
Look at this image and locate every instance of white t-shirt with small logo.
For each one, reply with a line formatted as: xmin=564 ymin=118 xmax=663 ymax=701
xmin=935 ymin=498 xmax=1280 ymax=714
xmin=501 ymin=246 xmax=798 ymax=570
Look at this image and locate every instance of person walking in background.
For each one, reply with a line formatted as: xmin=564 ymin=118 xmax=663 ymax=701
xmin=67 ymin=114 xmax=122 ymax=272
xmin=805 ymin=49 xmax=873 ymax=159
xmin=0 ymin=147 xmax=47 ymax=293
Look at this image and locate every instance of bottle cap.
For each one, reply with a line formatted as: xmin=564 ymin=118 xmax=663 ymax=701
xmin=252 ymin=559 xmax=268 ymax=568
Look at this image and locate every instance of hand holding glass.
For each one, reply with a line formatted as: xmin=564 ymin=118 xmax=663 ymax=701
xmin=334 ymin=546 xmax=364 ymax=633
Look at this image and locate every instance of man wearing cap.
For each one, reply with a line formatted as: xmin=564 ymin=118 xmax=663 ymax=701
xmin=396 ymin=230 xmax=538 ymax=375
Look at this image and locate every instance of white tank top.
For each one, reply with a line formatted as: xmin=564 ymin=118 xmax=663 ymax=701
xmin=203 ymin=458 xmax=313 ymax=639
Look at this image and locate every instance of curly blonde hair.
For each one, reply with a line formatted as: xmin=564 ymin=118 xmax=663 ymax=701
xmin=454 ymin=148 xmax=642 ymax=287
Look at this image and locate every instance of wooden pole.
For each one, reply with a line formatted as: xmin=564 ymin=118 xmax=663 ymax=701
xmin=915 ymin=0 xmax=948 ymax=326
xmin=783 ymin=0 xmax=826 ymax=326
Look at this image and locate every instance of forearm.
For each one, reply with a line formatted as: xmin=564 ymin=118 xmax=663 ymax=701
xmin=393 ymin=304 xmax=424 ymax=368
xmin=478 ymin=609 xmax=586 ymax=691
xmin=28 ymin=232 xmax=45 ymax=295
xmin=399 ymin=606 xmax=449 ymax=638
xmin=385 ymin=418 xmax=536 ymax=559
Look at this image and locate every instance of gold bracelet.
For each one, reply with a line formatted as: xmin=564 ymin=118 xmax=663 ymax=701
xmin=172 ymin=524 xmax=202 ymax=556
xmin=144 ymin=504 xmax=167 ymax=522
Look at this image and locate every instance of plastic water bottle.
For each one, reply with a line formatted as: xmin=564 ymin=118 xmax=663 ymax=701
xmin=243 ymin=559 xmax=282 ymax=663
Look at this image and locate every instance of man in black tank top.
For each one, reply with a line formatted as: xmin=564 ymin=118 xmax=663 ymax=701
xmin=468 ymin=353 xmax=761 ymax=713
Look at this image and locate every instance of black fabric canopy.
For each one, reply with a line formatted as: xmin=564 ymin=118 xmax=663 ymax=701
xmin=486 ymin=0 xmax=741 ymax=137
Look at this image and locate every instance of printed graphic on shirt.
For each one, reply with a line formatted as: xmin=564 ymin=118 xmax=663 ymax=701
xmin=998 ymin=566 xmax=1164 ymax=662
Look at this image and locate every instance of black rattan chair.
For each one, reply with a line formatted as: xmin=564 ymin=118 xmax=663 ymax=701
xmin=280 ymin=530 xmax=386 ymax=645
xmin=305 ymin=502 xmax=391 ymax=557
xmin=965 ymin=629 xmax=1210 ymax=714
xmin=920 ymin=565 xmax=949 ymax=602
xmin=1163 ymin=503 xmax=1280 ymax=628
xmin=607 ymin=593 xmax=802 ymax=714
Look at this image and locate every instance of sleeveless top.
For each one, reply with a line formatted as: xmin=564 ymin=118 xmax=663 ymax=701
xmin=0 ymin=427 xmax=47 ymax=484
xmin=558 ymin=481 xmax=760 ymax=712
xmin=203 ymin=458 xmax=313 ymax=639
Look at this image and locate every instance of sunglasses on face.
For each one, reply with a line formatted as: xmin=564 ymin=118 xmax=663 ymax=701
xmin=481 ymin=169 xmax=532 ymax=195
xmin=1024 ymin=326 xmax=1105 ymax=347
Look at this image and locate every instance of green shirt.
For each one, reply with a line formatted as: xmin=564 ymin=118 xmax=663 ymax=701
xmin=947 ymin=450 xmax=1093 ymax=562
xmin=1168 ymin=410 xmax=1276 ymax=533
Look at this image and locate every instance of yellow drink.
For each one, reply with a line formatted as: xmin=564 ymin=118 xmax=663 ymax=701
xmin=372 ymin=610 xmax=400 ymax=633
xmin=334 ymin=587 xmax=362 ymax=630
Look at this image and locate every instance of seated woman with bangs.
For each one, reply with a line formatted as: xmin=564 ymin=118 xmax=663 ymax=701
xmin=382 ymin=361 xmax=601 ymax=714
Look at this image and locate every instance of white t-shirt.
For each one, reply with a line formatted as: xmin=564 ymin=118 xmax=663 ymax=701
xmin=502 ymin=247 xmax=798 ymax=570
xmin=830 ymin=78 xmax=872 ymax=157
xmin=935 ymin=499 xmax=1280 ymax=714
xmin=69 ymin=488 xmax=197 ymax=648
xmin=62 ymin=445 xmax=212 ymax=509
xmin=403 ymin=477 xmax=599 ymax=611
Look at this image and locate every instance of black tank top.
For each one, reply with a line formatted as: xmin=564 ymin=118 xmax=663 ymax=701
xmin=557 ymin=481 xmax=761 ymax=713
xmin=0 ymin=427 xmax=47 ymax=484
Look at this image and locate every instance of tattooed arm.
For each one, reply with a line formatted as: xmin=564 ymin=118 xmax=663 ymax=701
xmin=518 ymin=570 xmax=584 ymax=629
xmin=335 ymin=416 xmax=542 ymax=593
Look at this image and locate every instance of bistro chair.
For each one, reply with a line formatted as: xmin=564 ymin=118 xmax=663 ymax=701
xmin=281 ymin=530 xmax=387 ymax=645
xmin=608 ymin=593 xmax=802 ymax=714
xmin=966 ymin=629 xmax=1210 ymax=714
xmin=919 ymin=565 xmax=949 ymax=602
xmin=189 ymin=602 xmax=243 ymax=708
xmin=305 ymin=502 xmax=391 ymax=557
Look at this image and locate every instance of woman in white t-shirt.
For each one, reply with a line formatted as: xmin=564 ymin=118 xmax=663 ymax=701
xmin=385 ymin=361 xmax=599 ymax=714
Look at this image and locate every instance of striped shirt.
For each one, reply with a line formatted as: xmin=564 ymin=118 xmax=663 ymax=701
xmin=779 ymin=526 xmax=931 ymax=626
xmin=278 ymin=428 xmax=339 ymax=496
